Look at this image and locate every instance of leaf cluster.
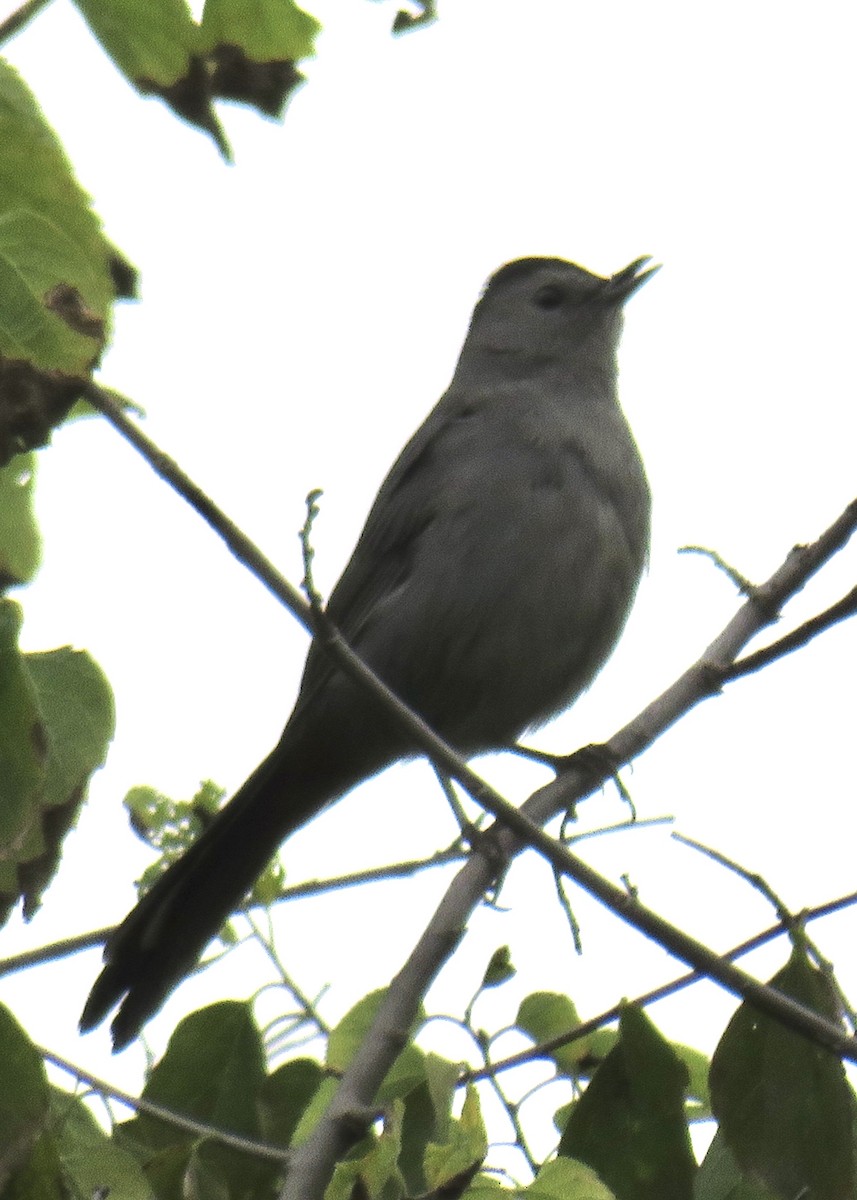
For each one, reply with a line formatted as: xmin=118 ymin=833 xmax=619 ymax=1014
xmin=2 ymin=941 xmax=855 ymax=1198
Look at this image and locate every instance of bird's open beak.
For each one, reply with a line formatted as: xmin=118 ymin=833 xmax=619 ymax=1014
xmin=606 ymin=256 xmax=661 ymax=303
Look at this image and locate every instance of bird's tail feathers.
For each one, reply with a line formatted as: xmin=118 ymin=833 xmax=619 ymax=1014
xmin=81 ymin=737 xmax=339 ymax=1048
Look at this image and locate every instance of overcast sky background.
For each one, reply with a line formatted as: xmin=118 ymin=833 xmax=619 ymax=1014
xmin=2 ymin=0 xmax=857 ymax=1166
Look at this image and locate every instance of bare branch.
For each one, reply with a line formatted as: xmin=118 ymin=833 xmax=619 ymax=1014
xmin=0 ymin=927 xmax=113 ymax=978
xmin=245 ymin=910 xmax=331 ymax=1038
xmin=725 ymin=584 xmax=857 ymax=681
xmin=0 ymin=0 xmax=53 ymax=45
xmin=678 ymin=544 xmax=755 ymax=593
xmin=42 ymin=1045 xmax=292 ymax=1163
xmin=83 ymin=384 xmax=313 ymax=631
xmin=671 ymin=831 xmax=796 ymax=922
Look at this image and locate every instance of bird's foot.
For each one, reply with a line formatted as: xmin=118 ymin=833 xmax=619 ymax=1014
xmin=512 ymin=741 xmax=632 ymax=818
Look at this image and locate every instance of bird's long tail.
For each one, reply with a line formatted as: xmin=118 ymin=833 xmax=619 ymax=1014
xmin=81 ymin=709 xmax=396 ymax=1049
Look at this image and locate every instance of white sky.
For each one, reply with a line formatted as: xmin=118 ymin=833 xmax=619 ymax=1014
xmin=2 ymin=0 xmax=857 ymax=1170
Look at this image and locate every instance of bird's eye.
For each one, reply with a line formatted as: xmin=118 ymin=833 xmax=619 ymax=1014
xmin=532 ymin=284 xmax=564 ymax=310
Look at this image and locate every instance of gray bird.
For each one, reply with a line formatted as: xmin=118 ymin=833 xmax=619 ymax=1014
xmin=81 ymin=256 xmax=655 ymax=1049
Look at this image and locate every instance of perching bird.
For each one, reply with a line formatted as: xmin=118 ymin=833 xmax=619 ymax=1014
xmin=81 ymin=255 xmax=655 ymax=1049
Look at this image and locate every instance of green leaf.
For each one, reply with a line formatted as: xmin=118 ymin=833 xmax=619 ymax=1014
xmin=527 ymin=1155 xmax=618 ymax=1198
xmin=674 ymin=1042 xmax=712 ymax=1123
xmin=327 ymin=1101 xmax=406 ymax=1200
xmin=0 ymin=600 xmax=45 ymax=880
xmin=0 ymin=602 xmax=112 ymax=923
xmin=288 ymin=1075 xmax=338 ymax=1149
xmin=198 ymin=0 xmax=318 ymax=119
xmin=398 ymin=1052 xmax=461 ymax=1196
xmin=695 ymin=1131 xmax=779 ymax=1200
xmin=258 ymin=1058 xmax=324 ymax=1147
xmin=1 ymin=1129 xmax=66 ymax=1200
xmin=422 ymin=1053 xmax=462 ymax=1140
xmin=69 ymin=0 xmax=229 ymax=156
xmin=198 ymin=16 xmax=312 ymax=119
xmin=459 ymin=1179 xmax=507 ymax=1199
xmin=200 ymin=0 xmax=319 ymax=61
xmin=141 ymin=1142 xmax=202 ymax=1199
xmin=0 ymin=452 xmax=40 ymax=587
xmin=26 ymin=645 xmax=115 ymax=809
xmin=48 ymin=1089 xmax=151 ymax=1199
xmin=709 ymin=946 xmax=855 ymax=1200
xmin=118 ymin=1002 xmax=273 ymax=1197
xmin=127 ymin=1001 xmax=265 ymax=1145
xmin=14 ymin=643 xmax=115 ymax=919
xmin=581 ymin=1027 xmax=620 ymax=1066
xmin=0 ymin=63 xmax=119 ymax=463
xmin=0 ymin=63 xmax=114 ymax=368
xmin=0 ymin=1003 xmax=51 ymax=1179
xmin=249 ymin=852 xmax=286 ymax=906
xmin=73 ymin=0 xmax=200 ymax=83
xmin=188 ymin=1140 xmax=242 ymax=1200
xmin=559 ymin=1003 xmax=696 ymax=1200
xmin=516 ymin=990 xmax=588 ymax=1078
xmin=423 ymin=1086 xmax=487 ymax=1193
xmin=378 ymin=1042 xmax=427 ymax=1105
xmin=125 ymin=778 xmax=287 ymax=929
xmin=326 ymin=991 xmax=387 ymax=1074
xmin=481 ymin=945 xmax=516 ymax=989
xmin=124 ymin=779 xmax=224 ymax=857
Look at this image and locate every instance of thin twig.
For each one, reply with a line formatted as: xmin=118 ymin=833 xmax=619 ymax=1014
xmin=552 ymin=870 xmax=583 ymax=954
xmin=274 ymin=846 xmax=465 ymax=899
xmin=42 ymin=1046 xmax=292 ymax=1163
xmin=0 ymin=927 xmax=114 ymax=978
xmin=431 ymin=764 xmax=486 ymax=848
xmin=678 ymin=545 xmax=755 ymax=594
xmin=0 ymin=0 xmax=53 ymax=44
xmin=673 ymin=831 xmax=857 ymax=1030
xmin=671 ymin=832 xmax=795 ymax=922
xmin=245 ymin=911 xmax=331 ymax=1037
xmin=83 ymin=384 xmax=313 ymax=630
xmin=481 ymin=1064 xmax=538 ymax=1176
xmin=569 ymin=815 xmax=674 ymax=843
xmin=300 ymin=488 xmax=326 ymax=616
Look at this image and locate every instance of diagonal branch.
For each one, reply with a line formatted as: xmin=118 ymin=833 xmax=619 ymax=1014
xmin=42 ymin=1045 xmax=291 ymax=1163
xmin=0 ymin=0 xmax=53 ymax=45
